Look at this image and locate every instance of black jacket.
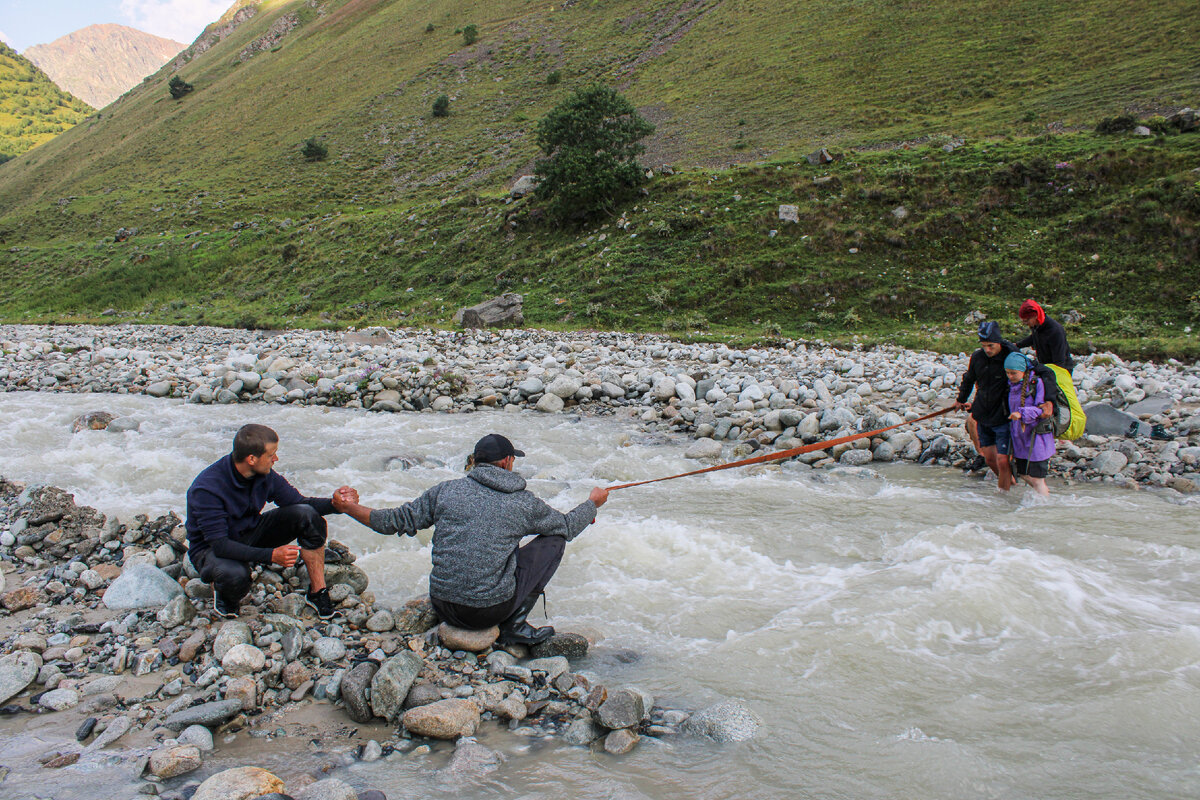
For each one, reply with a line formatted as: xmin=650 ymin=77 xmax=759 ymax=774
xmin=957 ymin=341 xmax=1016 ymax=428
xmin=1016 ymin=317 xmax=1074 ymax=371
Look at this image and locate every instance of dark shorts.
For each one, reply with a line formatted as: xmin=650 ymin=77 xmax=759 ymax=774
xmin=976 ymin=422 xmax=1012 ymax=455
xmin=1014 ymin=458 xmax=1049 ymax=478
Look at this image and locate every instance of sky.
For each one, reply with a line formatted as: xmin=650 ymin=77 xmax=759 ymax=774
xmin=0 ymin=0 xmax=232 ymax=52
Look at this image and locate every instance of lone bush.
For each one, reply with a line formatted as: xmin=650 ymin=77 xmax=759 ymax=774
xmin=168 ymin=75 xmax=193 ymax=100
xmin=462 ymin=24 xmax=478 ymax=45
xmin=301 ymin=137 xmax=328 ymax=161
xmin=1096 ymin=114 xmax=1137 ymax=134
xmin=432 ymin=94 xmax=450 ymax=117
xmin=546 ymin=70 xmax=562 ymax=85
xmin=533 ymin=84 xmax=655 ymax=223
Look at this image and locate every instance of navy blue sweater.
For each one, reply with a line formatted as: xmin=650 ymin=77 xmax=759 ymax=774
xmin=185 ymin=454 xmax=335 ymax=564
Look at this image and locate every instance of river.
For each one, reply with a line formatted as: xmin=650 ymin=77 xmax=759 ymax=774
xmin=2 ymin=393 xmax=1198 ymax=800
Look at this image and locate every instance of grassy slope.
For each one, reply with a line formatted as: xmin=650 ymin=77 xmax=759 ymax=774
xmin=0 ymin=44 xmax=92 ymax=159
xmin=0 ymin=0 xmax=1197 ymax=355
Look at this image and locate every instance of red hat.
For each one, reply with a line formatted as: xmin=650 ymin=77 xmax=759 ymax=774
xmin=1018 ymin=299 xmax=1045 ymax=325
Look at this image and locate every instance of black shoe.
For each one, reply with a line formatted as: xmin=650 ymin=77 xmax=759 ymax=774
xmin=1150 ymin=423 xmax=1172 ymax=441
xmin=963 ymin=455 xmax=987 ymax=473
xmin=305 ymin=587 xmax=336 ymax=620
xmin=497 ymin=594 xmax=555 ymax=646
xmin=214 ymin=595 xmax=239 ymax=619
xmin=498 ymin=620 xmax=555 ymax=646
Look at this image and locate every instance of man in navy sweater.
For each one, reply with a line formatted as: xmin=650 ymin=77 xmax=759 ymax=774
xmin=185 ymin=424 xmax=356 ymax=619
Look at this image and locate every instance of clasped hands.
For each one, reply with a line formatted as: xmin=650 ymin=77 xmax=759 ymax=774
xmin=332 ymin=485 xmax=359 ymax=512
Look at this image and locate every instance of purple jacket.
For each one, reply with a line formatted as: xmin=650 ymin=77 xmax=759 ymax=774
xmin=1008 ymin=377 xmax=1056 ymax=462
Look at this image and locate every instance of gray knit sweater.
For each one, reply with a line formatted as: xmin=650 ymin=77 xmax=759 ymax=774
xmin=368 ymin=464 xmax=597 ymax=607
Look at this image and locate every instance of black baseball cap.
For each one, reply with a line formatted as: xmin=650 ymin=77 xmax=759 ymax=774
xmin=473 ymin=433 xmax=525 ymax=462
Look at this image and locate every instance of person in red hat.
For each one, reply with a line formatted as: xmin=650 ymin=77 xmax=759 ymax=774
xmin=1015 ymin=299 xmax=1074 ymax=371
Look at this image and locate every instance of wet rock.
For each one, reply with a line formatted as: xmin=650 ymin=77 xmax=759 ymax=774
xmin=192 ymin=766 xmax=285 ymax=800
xmin=403 ymin=682 xmax=443 ymax=710
xmin=596 ymin=689 xmax=644 ymax=730
xmin=102 ymin=564 xmax=183 ymax=610
xmin=225 ymin=676 xmax=258 ymax=710
xmin=162 ymin=698 xmax=243 ymax=731
xmin=603 ymin=728 xmax=640 ymax=754
xmin=401 ymin=698 xmax=480 ymax=739
xmin=222 ymin=643 xmax=266 ymax=676
xmin=0 ymin=651 xmax=42 ymax=704
xmin=71 ymin=411 xmax=117 ymax=432
xmin=212 ymin=620 xmax=253 ymax=660
xmin=42 ymin=751 xmax=80 ymax=768
xmin=684 ymin=438 xmax=722 ymax=459
xmin=530 ymin=633 xmax=589 ymax=660
xmin=563 ymin=717 xmax=605 ymax=745
xmin=339 ymin=661 xmax=378 ymax=723
xmin=437 ymin=623 xmax=498 ymax=652
xmin=295 ymin=778 xmax=358 ymax=800
xmin=371 ymin=652 xmax=423 ymax=721
xmin=524 ymin=656 xmax=569 ymax=681
xmin=148 ymin=745 xmax=202 ymax=778
xmin=442 ymin=736 xmax=503 ymax=778
xmin=157 ymin=594 xmax=196 ymax=628
xmin=76 ymin=717 xmax=98 ymax=741
xmin=682 ymin=699 xmax=761 ymax=742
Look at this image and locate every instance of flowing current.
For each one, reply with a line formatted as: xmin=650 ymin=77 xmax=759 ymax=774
xmin=2 ymin=393 xmax=1199 ymax=800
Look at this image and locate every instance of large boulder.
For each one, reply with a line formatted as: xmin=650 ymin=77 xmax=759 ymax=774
xmin=370 ymin=652 xmax=423 ymax=721
xmin=682 ymin=699 xmax=761 ymax=742
xmin=192 ymin=766 xmax=285 ymax=800
xmin=456 ymin=293 xmax=524 ymax=329
xmin=1083 ymin=403 xmax=1149 ymax=438
xmin=102 ymin=564 xmax=183 ymax=610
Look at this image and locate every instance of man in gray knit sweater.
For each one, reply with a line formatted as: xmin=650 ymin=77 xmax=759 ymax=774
xmin=333 ymin=433 xmax=608 ymax=645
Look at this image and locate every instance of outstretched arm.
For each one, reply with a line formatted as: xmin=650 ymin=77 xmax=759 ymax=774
xmin=334 ymin=485 xmax=440 ymax=536
xmin=331 ymin=487 xmax=373 ymax=528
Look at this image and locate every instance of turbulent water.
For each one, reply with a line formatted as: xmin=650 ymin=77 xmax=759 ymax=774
xmin=2 ymin=393 xmax=1199 ymax=800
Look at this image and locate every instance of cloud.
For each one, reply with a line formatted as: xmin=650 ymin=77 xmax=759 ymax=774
xmin=119 ymin=0 xmax=232 ymax=44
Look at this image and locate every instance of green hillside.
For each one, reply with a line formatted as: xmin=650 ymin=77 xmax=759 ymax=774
xmin=0 ymin=43 xmax=92 ymax=161
xmin=0 ymin=0 xmax=1197 ymax=356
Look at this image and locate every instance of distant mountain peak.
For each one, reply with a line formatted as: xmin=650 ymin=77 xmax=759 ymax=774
xmin=25 ymin=24 xmax=185 ymax=109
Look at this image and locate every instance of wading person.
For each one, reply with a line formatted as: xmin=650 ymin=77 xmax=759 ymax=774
xmin=956 ymin=321 xmax=1016 ymax=490
xmin=185 ymin=423 xmax=355 ymax=620
xmin=1005 ymin=352 xmax=1055 ymax=496
xmin=332 ymin=433 xmax=609 ymax=646
xmin=1015 ymin=298 xmax=1074 ymax=371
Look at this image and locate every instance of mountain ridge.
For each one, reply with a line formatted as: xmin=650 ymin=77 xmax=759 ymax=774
xmin=24 ymin=24 xmax=185 ymax=110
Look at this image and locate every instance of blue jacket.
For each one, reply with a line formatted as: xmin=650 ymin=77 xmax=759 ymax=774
xmin=185 ymin=454 xmax=335 ymax=564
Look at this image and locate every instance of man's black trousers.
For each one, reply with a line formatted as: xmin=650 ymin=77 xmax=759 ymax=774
xmin=431 ymin=534 xmax=565 ymax=629
xmin=190 ymin=505 xmax=327 ymax=604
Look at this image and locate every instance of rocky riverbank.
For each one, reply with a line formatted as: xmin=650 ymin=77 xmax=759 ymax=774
xmin=0 ymin=477 xmax=759 ymax=799
xmin=2 ymin=324 xmax=1199 ymax=491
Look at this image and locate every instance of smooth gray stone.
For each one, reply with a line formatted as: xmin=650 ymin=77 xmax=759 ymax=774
xmin=162 ymin=699 xmax=243 ymax=731
xmin=1084 ymin=403 xmax=1150 ymax=437
xmin=340 ymin=662 xmax=379 ymax=723
xmin=371 ymin=652 xmax=423 ymax=722
xmin=1125 ymin=395 xmax=1173 ymax=416
xmin=0 ymin=651 xmax=42 ymax=704
xmin=596 ymin=689 xmax=644 ymax=730
xmin=102 ymin=564 xmax=184 ymax=609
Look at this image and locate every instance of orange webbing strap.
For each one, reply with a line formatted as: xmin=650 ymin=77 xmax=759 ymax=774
xmin=606 ymin=406 xmax=956 ymax=491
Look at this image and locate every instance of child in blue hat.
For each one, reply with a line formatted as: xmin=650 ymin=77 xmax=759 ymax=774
xmin=1005 ymin=352 xmax=1054 ymax=495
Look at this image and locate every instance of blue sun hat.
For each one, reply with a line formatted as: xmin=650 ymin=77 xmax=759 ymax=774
xmin=1004 ymin=351 xmax=1028 ymax=371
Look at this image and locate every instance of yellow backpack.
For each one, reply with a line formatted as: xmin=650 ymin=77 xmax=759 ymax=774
xmin=1045 ymin=363 xmax=1087 ymax=440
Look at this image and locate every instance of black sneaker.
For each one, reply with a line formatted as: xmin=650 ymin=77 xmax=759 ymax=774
xmin=214 ymin=595 xmax=239 ymax=619
xmin=963 ymin=454 xmax=987 ymax=473
xmin=305 ymin=587 xmax=336 ymax=620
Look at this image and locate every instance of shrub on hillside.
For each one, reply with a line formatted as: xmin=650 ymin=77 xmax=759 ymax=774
xmin=168 ymin=75 xmax=194 ymax=100
xmin=461 ymin=24 xmax=479 ymax=45
xmin=301 ymin=138 xmax=328 ymax=161
xmin=533 ymin=84 xmax=655 ymax=223
xmin=1096 ymin=114 xmax=1137 ymax=134
xmin=546 ymin=70 xmax=562 ymax=85
xmin=432 ymin=94 xmax=450 ymax=117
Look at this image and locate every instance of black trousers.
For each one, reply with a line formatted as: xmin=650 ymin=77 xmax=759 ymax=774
xmin=191 ymin=505 xmax=327 ymax=604
xmin=432 ymin=534 xmax=565 ymax=629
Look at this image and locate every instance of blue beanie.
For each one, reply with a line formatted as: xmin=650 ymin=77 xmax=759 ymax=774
xmin=977 ymin=321 xmax=1003 ymax=342
xmin=1004 ymin=352 xmax=1028 ymax=371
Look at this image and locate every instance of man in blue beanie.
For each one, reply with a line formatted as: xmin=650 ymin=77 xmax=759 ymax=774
xmin=955 ymin=321 xmax=1017 ymax=490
